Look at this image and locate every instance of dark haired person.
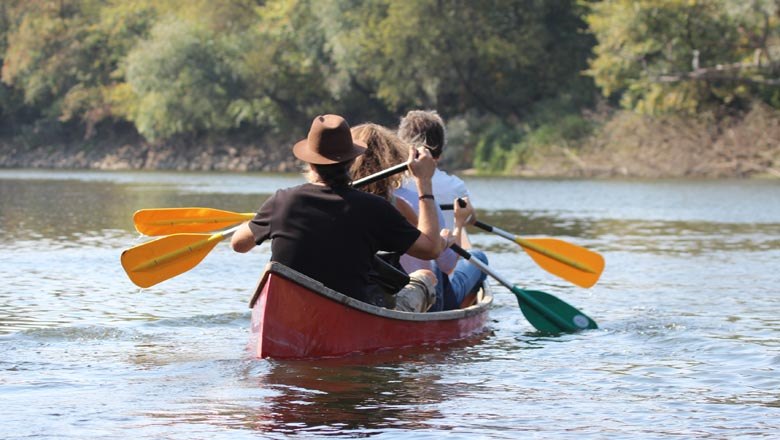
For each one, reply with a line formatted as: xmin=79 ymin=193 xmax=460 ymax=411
xmin=396 ymin=110 xmax=488 ymax=310
xmin=231 ymin=114 xmax=445 ymax=312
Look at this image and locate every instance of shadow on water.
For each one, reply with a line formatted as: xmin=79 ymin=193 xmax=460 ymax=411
xmin=246 ymin=336 xmax=499 ymax=435
xmin=141 ymin=335 xmax=496 ymax=436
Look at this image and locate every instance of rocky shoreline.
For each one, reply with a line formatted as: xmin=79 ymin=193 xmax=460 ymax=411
xmin=0 ymin=138 xmax=301 ymax=173
xmin=2 ymin=106 xmax=779 ymax=178
xmin=2 ymin=137 xmax=778 ymax=179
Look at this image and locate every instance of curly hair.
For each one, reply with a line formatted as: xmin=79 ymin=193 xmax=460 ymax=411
xmin=350 ymin=123 xmax=408 ymax=199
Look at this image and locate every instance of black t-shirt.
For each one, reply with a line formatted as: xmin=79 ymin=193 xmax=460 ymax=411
xmin=248 ymin=183 xmax=421 ymax=302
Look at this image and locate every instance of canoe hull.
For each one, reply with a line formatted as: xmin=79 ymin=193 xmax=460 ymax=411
xmin=249 ymin=262 xmax=492 ymax=359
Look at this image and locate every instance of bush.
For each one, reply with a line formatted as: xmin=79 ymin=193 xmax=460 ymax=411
xmin=456 ymin=109 xmax=594 ymax=175
xmin=472 ymin=119 xmax=524 ymax=174
xmin=122 ymin=19 xmax=245 ymax=140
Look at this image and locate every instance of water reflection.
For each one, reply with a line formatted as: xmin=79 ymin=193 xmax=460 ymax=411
xmin=242 ymin=336 xmax=502 ymax=434
xmin=479 ymin=209 xmax=780 ymax=256
xmin=250 ymin=358 xmax=444 ymax=434
xmin=0 ymin=179 xmax=271 ymax=245
xmin=482 ymin=209 xmax=597 ymax=238
xmin=3 ymin=175 xmax=777 ymax=260
xmin=138 ymin=335 xmax=502 ymax=436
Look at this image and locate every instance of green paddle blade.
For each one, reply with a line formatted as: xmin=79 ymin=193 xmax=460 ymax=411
xmin=512 ymin=286 xmax=598 ymax=333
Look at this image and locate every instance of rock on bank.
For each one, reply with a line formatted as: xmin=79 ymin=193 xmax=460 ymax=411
xmin=0 ymin=137 xmax=301 ymax=172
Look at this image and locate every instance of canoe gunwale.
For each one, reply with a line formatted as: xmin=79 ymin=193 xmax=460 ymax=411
xmin=248 ymin=261 xmax=493 ymax=322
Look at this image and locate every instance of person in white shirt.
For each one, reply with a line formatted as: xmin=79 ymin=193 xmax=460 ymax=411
xmin=396 ymin=110 xmax=488 ymax=310
xmin=399 ymin=110 xmax=470 ymax=230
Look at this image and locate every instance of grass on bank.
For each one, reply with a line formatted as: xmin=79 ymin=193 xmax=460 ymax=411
xmin=454 ymin=102 xmax=780 ymax=179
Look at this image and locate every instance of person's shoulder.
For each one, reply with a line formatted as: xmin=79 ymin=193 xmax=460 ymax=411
xmin=433 ymin=168 xmax=466 ymax=185
xmin=342 ymin=186 xmax=388 ymax=203
xmin=400 ymin=176 xmax=416 ymax=190
xmin=393 ymin=186 xmax=416 ymax=203
xmin=276 ymin=182 xmax=310 ymax=192
xmin=433 ymin=168 xmax=468 ymax=192
xmin=273 ymin=182 xmax=312 ymax=199
xmin=432 ymin=167 xmax=469 ymax=201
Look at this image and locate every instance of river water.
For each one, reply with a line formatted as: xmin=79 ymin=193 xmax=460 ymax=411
xmin=1 ymin=169 xmax=779 ymax=439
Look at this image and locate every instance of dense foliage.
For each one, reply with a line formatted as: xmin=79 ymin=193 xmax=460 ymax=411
xmin=587 ymin=0 xmax=780 ymax=115
xmin=1 ymin=0 xmax=778 ymax=172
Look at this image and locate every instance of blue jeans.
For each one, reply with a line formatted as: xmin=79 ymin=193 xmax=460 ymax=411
xmin=429 ymin=249 xmax=489 ymax=311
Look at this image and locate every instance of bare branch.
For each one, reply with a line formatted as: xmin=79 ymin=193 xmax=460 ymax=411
xmin=654 ymin=52 xmax=780 ymax=85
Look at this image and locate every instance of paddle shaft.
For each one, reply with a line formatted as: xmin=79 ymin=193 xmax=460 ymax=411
xmin=440 ymin=201 xmax=512 ymax=237
xmin=439 ymin=203 xmax=506 ymax=237
xmin=448 ymin=244 xmax=565 ymax=326
xmin=435 ymin=203 xmax=513 ymax=240
xmin=124 ymin=161 xmax=413 ymax=287
xmin=449 ymin=243 xmax=513 ymax=289
xmin=440 ymin=202 xmax=599 ymax=275
xmin=352 ymin=162 xmax=408 ymax=187
xmin=449 ymin=243 xmax=596 ymax=332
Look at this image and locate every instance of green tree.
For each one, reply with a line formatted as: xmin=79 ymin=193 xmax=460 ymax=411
xmin=324 ymin=0 xmax=594 ymax=121
xmin=0 ymin=0 xmax=19 ymax=131
xmin=586 ymin=0 xmax=780 ymax=114
xmin=0 ymin=0 xmax=605 ymax=165
xmin=2 ymin=0 xmax=156 ymax=137
xmin=122 ymin=18 xmax=245 ymax=140
xmin=227 ymin=0 xmax=336 ymax=135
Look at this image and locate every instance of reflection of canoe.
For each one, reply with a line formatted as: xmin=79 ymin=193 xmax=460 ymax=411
xmin=248 ymin=262 xmax=493 ymax=359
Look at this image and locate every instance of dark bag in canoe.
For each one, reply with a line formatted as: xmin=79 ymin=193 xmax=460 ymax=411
xmin=365 ymin=251 xmax=409 ymax=308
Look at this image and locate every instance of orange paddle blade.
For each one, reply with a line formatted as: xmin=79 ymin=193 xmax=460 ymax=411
xmin=121 ymin=231 xmax=228 ymax=288
xmin=133 ymin=208 xmax=254 ymax=236
xmin=515 ymin=237 xmax=605 ymax=288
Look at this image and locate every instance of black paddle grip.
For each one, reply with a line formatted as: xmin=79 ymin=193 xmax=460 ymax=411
xmin=439 ymin=198 xmax=467 ymax=211
xmin=440 ymin=199 xmax=493 ymax=232
xmin=449 ymin=243 xmax=471 ymax=259
xmin=473 ymin=220 xmax=492 ymax=232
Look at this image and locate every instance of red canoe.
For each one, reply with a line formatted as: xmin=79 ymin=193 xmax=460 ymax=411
xmin=248 ymin=262 xmax=493 ymax=359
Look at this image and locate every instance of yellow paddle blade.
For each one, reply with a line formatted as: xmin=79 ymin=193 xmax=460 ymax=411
xmin=133 ymin=208 xmax=254 ymax=236
xmin=121 ymin=232 xmax=227 ymax=288
xmin=515 ymin=237 xmax=605 ymax=288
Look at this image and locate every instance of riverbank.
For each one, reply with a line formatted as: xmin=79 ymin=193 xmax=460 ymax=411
xmin=2 ymin=106 xmax=779 ymax=178
xmin=509 ymin=104 xmax=780 ymax=179
xmin=0 ymin=132 xmax=302 ymax=173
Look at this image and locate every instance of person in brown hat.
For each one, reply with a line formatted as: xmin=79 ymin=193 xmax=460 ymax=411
xmin=231 ymin=114 xmax=446 ymax=311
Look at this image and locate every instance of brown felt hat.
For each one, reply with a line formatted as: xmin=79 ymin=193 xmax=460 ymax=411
xmin=293 ymin=114 xmax=367 ymax=165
